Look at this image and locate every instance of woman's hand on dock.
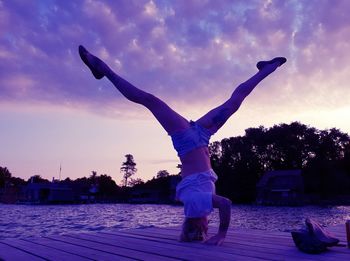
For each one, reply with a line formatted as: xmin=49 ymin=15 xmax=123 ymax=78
xmin=204 ymin=233 xmax=226 ymax=246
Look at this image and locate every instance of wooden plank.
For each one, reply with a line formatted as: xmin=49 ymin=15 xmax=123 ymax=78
xmin=327 ymin=224 xmax=347 ymax=240
xmin=68 ymin=231 xmax=267 ymax=261
xmin=97 ymin=230 xmax=315 ymax=261
xmin=1 ymin=225 xmax=349 ymax=261
xmin=67 ymin=232 xmax=243 ymax=261
xmin=26 ymin=236 xmax=134 ymax=261
xmin=0 ymin=241 xmax=45 ymax=261
xmin=160 ymin=224 xmax=347 ymax=238
xmin=131 ymin=225 xmax=348 ymax=244
xmin=110 ymin=227 xmax=350 ymax=261
xmin=2 ymin=239 xmax=90 ymax=261
xmin=100 ymin=231 xmax=317 ymax=261
xmin=117 ymin=226 xmax=298 ymax=248
xmin=45 ymin=234 xmax=180 ymax=261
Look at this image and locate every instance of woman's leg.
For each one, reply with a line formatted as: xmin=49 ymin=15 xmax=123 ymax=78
xmin=79 ymin=46 xmax=189 ymax=134
xmin=196 ymin=60 xmax=285 ymax=134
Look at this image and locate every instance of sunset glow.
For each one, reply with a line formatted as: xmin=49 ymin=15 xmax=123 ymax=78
xmin=1 ymin=0 xmax=350 ymax=182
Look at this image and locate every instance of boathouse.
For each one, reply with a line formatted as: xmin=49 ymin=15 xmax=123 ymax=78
xmin=256 ymin=169 xmax=304 ymax=205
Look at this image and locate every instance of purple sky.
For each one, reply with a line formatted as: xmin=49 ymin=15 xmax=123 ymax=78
xmin=1 ymin=0 xmax=350 ymax=183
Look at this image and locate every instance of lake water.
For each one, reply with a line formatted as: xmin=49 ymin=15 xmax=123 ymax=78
xmin=1 ymin=204 xmax=349 ymax=239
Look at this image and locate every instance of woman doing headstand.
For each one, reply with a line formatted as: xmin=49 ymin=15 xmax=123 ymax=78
xmin=79 ymin=45 xmax=286 ymax=245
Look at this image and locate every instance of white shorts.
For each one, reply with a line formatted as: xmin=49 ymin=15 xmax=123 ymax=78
xmin=176 ymin=169 xmax=218 ymax=218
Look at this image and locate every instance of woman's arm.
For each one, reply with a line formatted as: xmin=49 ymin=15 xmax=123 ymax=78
xmin=205 ymin=194 xmax=231 ymax=245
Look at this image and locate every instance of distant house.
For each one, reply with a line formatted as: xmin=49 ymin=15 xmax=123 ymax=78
xmin=256 ymin=170 xmax=304 ymax=206
xmin=0 ymin=185 xmax=22 ymax=204
xmin=23 ymin=182 xmax=74 ymax=204
xmin=129 ymin=175 xmax=181 ymax=204
xmin=129 ymin=188 xmax=161 ymax=203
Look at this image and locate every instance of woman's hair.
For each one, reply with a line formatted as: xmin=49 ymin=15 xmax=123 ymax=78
xmin=180 ymin=217 xmax=208 ymax=242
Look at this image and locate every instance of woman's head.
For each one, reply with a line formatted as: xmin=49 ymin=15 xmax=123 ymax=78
xmin=180 ymin=216 xmax=208 ymax=242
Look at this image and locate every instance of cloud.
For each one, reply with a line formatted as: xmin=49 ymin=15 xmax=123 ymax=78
xmin=0 ymin=0 xmax=349 ymax=119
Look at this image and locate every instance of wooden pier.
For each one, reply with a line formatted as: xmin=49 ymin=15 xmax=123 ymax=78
xmin=0 ymin=225 xmax=349 ymax=260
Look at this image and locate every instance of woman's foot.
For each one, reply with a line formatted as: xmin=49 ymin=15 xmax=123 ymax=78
xmin=79 ymin=45 xmax=105 ymax=79
xmin=256 ymin=57 xmax=287 ymax=71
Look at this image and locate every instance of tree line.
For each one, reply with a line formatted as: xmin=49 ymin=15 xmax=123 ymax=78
xmin=0 ymin=154 xmax=176 ymax=203
xmin=1 ymin=122 xmax=350 ymax=204
xmin=209 ymin=122 xmax=350 ymax=203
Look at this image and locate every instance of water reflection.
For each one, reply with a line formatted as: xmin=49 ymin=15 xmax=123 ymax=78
xmin=0 ymin=204 xmax=349 ymax=239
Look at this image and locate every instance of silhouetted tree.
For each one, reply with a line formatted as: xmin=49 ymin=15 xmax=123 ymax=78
xmin=303 ymin=127 xmax=350 ymax=198
xmin=130 ymin=174 xmax=180 ymax=203
xmin=120 ymin=154 xmax=137 ymax=187
xmin=176 ymin=164 xmax=182 ymax=175
xmin=209 ymin=141 xmax=222 ymax=171
xmin=0 ymin=166 xmax=12 ymax=188
xmin=343 ymin=143 xmax=350 ymax=174
xmin=128 ymin=178 xmax=144 ymax=187
xmin=0 ymin=167 xmax=26 ymax=192
xmin=96 ymin=174 xmax=121 ymax=199
xmin=156 ymin=170 xmax=169 ymax=179
xmin=210 ymin=122 xmax=350 ymax=202
xmin=89 ymin=171 xmax=98 ymax=192
xmin=27 ymin=175 xmax=50 ymax=183
xmin=90 ymin=171 xmax=97 ymax=180
xmin=62 ymin=177 xmax=72 ymax=183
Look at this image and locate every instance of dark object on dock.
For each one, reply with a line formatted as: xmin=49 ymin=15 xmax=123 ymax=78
xmin=291 ymin=218 xmax=340 ymax=254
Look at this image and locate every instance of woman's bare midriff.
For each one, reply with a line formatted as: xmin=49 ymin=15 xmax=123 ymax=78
xmin=179 ymin=147 xmax=212 ymax=178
